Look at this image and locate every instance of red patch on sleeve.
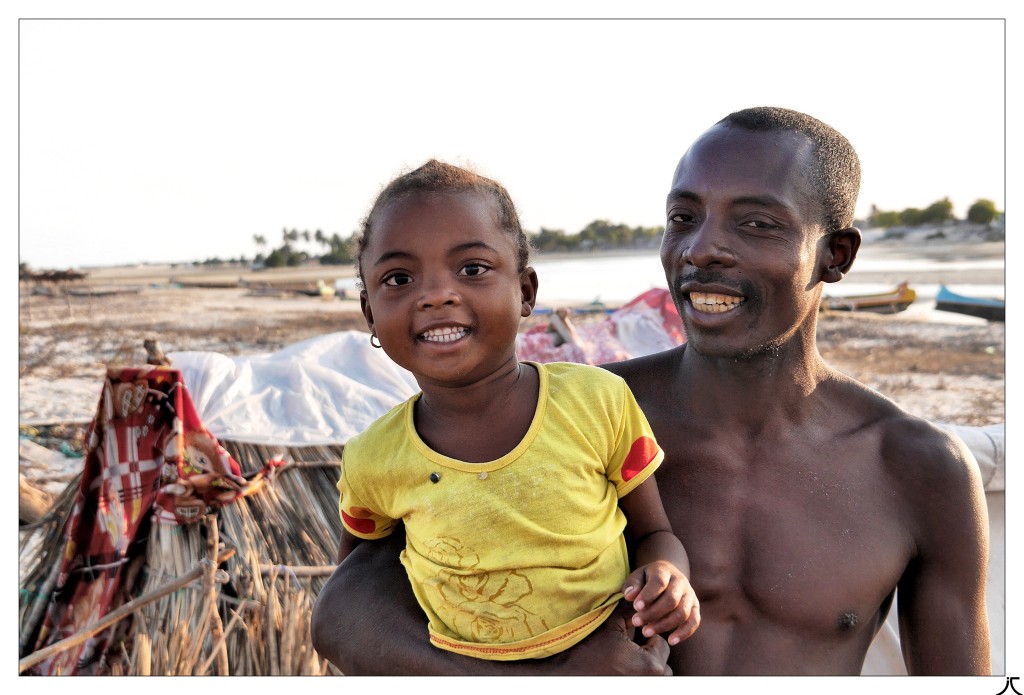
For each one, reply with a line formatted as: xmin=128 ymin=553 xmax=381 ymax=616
xmin=621 ymin=436 xmax=659 ymax=481
xmin=341 ymin=510 xmax=376 ymax=535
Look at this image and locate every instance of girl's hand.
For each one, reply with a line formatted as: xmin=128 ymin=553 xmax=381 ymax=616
xmin=622 ymin=561 xmax=701 ymax=646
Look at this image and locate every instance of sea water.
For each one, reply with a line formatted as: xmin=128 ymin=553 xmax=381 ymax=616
xmin=335 ymin=249 xmax=1002 ymax=322
xmin=529 ymin=250 xmax=1003 ymax=325
xmin=532 ymin=252 xmax=1002 ymax=302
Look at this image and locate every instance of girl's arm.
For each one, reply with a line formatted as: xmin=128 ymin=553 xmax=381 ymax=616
xmin=618 ymin=475 xmax=700 ymax=646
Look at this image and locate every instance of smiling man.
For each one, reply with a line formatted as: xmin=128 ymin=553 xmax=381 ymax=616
xmin=311 ymin=107 xmax=991 ymax=675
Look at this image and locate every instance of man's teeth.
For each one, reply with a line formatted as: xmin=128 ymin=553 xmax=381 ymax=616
xmin=420 ymin=327 xmax=469 ymax=343
xmin=689 ymin=292 xmax=745 ymax=314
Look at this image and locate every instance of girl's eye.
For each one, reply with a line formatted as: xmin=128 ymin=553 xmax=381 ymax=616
xmin=383 ymin=272 xmax=413 ymax=286
xmin=458 ymin=263 xmax=489 ymax=277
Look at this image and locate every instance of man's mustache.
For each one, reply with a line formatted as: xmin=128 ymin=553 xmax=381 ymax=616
xmin=673 ymin=270 xmax=753 ymax=298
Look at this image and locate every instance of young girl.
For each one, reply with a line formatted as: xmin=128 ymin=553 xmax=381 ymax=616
xmin=336 ymin=159 xmax=699 ymax=661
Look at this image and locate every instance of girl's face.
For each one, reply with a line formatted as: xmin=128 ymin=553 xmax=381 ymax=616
xmin=360 ymin=190 xmax=537 ymax=389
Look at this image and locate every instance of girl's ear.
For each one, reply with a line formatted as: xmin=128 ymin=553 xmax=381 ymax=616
xmin=520 ymin=267 xmax=539 ymax=318
xmin=360 ymin=290 xmax=375 ymax=333
xmin=822 ymin=227 xmax=861 ymax=284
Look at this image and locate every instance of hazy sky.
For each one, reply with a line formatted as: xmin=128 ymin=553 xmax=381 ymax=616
xmin=17 ymin=15 xmax=1008 ymax=270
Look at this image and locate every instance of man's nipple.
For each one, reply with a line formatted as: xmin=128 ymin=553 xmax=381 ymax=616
xmin=837 ymin=610 xmax=859 ymax=632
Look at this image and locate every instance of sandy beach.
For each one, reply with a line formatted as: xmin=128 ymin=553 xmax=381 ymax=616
xmin=18 ymin=235 xmax=1005 ymax=482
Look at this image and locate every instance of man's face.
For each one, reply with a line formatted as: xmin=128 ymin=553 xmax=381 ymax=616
xmin=661 ymin=124 xmax=828 ymax=359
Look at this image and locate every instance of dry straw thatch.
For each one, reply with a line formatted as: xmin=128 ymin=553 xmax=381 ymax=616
xmin=19 ymin=440 xmax=347 ymax=676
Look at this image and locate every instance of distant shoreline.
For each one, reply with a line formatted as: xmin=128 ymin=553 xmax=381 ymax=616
xmin=56 ymin=234 xmax=1003 ymax=289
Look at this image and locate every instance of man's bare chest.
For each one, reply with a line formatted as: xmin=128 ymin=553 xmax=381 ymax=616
xmin=657 ymin=429 xmax=914 ymax=638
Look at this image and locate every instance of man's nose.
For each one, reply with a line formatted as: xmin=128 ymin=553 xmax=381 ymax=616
xmin=684 ymin=219 xmax=735 ymax=267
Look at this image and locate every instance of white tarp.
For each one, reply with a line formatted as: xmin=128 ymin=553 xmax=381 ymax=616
xmin=170 ymin=331 xmax=419 ymax=446
xmin=169 ymin=290 xmax=688 ymax=446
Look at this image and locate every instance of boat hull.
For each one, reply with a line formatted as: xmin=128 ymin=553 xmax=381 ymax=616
xmin=821 ymin=282 xmax=916 ymax=315
xmin=935 ymin=285 xmax=1004 ymax=322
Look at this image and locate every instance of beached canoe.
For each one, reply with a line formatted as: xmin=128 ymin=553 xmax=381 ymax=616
xmin=821 ymin=282 xmax=916 ymax=315
xmin=935 ymin=284 xmax=1004 ymax=322
xmin=242 ymin=279 xmax=336 ymax=297
xmin=171 ymin=278 xmax=242 ymax=289
xmin=67 ymin=285 xmax=143 ymax=297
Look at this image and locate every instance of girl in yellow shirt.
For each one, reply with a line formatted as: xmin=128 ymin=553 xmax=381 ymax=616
xmin=336 ymin=159 xmax=699 ymax=660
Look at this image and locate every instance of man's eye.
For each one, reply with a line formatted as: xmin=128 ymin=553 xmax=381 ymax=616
xmin=459 ymin=263 xmax=489 ymax=277
xmin=383 ymin=273 xmax=413 ymax=286
xmin=669 ymin=212 xmax=696 ymax=224
xmin=741 ymin=219 xmax=778 ymax=230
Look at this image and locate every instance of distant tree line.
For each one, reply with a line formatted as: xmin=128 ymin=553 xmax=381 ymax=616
xmin=195 ymin=198 xmax=1004 ymax=270
xmin=531 ymin=220 xmax=664 ymax=253
xmin=250 ymin=228 xmax=358 ymax=268
xmin=241 ymin=220 xmax=665 ymax=269
xmin=867 ymin=197 xmax=1000 ymax=229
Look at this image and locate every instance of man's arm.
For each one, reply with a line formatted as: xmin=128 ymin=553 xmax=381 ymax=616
xmin=310 ymin=525 xmax=673 ymax=675
xmin=894 ymin=425 xmax=991 ymax=674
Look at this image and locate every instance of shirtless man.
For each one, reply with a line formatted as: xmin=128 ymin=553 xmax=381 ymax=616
xmin=311 ymin=107 xmax=991 ymax=675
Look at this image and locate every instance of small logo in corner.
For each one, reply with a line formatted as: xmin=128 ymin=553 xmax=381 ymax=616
xmin=996 ymin=677 xmax=1022 ymax=695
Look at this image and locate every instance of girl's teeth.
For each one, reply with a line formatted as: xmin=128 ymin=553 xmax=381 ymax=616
xmin=420 ymin=327 xmax=468 ymax=343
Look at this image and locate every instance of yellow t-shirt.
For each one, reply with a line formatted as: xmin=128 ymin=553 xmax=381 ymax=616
xmin=338 ymin=361 xmax=664 ymax=660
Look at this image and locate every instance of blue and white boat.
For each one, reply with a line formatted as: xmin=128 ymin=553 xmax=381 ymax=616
xmin=934 ymin=285 xmax=1004 ymax=322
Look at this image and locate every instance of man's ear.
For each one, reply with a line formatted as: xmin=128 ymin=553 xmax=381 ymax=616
xmin=822 ymin=227 xmax=861 ymax=284
xmin=520 ymin=267 xmax=539 ymax=318
xmin=359 ymin=290 xmax=375 ymax=333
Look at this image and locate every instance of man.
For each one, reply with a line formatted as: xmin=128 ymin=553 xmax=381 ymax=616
xmin=311 ymin=107 xmax=991 ymax=675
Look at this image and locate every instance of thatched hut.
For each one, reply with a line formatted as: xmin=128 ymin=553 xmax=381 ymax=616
xmin=19 ymin=367 xmax=346 ymax=676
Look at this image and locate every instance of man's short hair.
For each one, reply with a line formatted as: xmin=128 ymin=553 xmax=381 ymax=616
xmin=719 ymin=107 xmax=861 ymax=233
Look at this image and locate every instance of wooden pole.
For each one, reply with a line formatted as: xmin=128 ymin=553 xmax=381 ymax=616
xmin=257 ymin=564 xmax=337 ymax=577
xmin=18 ymin=548 xmax=235 ymax=674
xmin=19 ymin=550 xmax=64 ymax=659
xmin=203 ymin=515 xmax=230 ymax=676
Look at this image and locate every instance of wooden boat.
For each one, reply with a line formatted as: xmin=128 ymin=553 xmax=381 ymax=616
xmin=20 ymin=269 xmax=88 ymax=283
xmin=935 ymin=285 xmax=1004 ymax=322
xmin=67 ymin=285 xmax=143 ymax=297
xmin=821 ymin=282 xmax=916 ymax=314
xmin=533 ymin=299 xmax=617 ymax=316
xmin=171 ymin=278 xmax=242 ymax=289
xmin=242 ymin=279 xmax=337 ymax=298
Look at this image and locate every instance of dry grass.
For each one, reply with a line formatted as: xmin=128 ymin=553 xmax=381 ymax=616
xmin=19 ymin=444 xmax=345 ymax=676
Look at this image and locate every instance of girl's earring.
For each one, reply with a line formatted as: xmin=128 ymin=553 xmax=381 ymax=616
xmin=370 ymin=333 xmax=382 ymax=349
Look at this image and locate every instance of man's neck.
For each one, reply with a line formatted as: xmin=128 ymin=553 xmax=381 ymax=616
xmin=680 ymin=336 xmax=832 ymax=430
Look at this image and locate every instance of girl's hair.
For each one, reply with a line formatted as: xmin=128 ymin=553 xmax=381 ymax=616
xmin=355 ymin=159 xmax=531 ymax=285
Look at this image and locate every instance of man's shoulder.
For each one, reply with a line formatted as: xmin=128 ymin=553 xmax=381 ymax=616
xmin=828 ymin=374 xmax=981 ymax=493
xmin=601 ymin=346 xmax=685 ymax=390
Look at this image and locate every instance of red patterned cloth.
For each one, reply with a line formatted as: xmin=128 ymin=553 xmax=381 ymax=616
xmin=29 ymin=366 xmax=283 ymax=675
xmin=516 ymin=289 xmax=686 ymax=365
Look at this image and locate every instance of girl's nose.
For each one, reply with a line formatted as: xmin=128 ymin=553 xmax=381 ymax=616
xmin=417 ymin=279 xmax=462 ymax=309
